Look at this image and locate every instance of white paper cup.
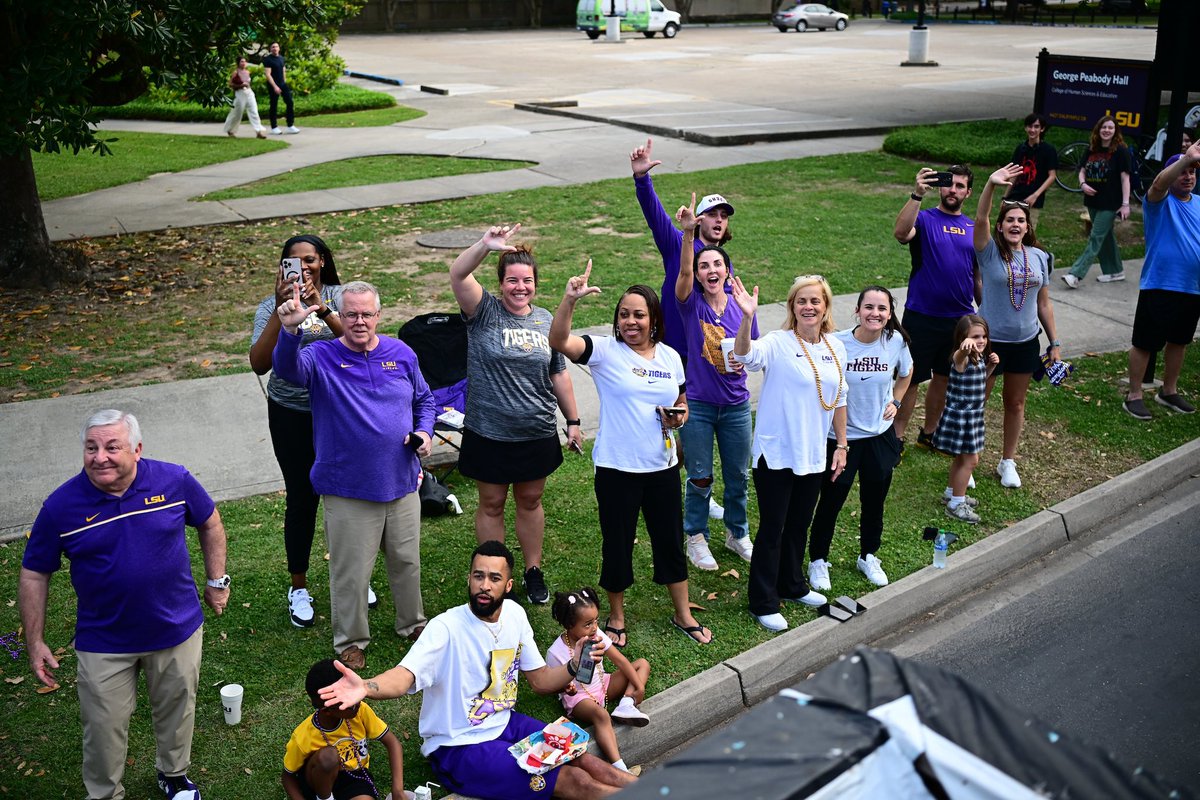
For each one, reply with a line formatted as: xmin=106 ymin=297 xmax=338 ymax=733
xmin=220 ymin=683 xmax=244 ymax=725
xmin=720 ymin=337 xmax=736 ymax=371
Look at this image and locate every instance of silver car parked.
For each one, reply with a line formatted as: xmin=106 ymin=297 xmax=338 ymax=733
xmin=772 ymin=3 xmax=850 ymax=32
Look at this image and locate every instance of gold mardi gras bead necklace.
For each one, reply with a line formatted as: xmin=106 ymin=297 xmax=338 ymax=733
xmin=562 ymin=632 xmax=607 ymax=706
xmin=795 ymin=331 xmax=843 ymax=411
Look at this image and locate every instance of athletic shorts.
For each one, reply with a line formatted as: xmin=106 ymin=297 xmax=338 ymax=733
xmin=294 ymin=766 xmax=378 ymax=800
xmin=459 ymin=429 xmax=563 ymax=485
xmin=1132 ymin=289 xmax=1200 ymax=352
xmin=902 ymin=308 xmax=960 ymax=382
xmin=990 ymin=336 xmax=1042 ymax=376
xmin=427 ymin=711 xmax=559 ymax=800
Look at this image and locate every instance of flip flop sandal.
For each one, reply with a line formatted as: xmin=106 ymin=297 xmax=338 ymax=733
xmin=670 ymin=617 xmax=711 ymax=645
xmin=603 ymin=616 xmax=628 ymax=649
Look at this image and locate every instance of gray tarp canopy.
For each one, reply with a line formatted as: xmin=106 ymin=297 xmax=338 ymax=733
xmin=616 ymin=647 xmax=1190 ymax=800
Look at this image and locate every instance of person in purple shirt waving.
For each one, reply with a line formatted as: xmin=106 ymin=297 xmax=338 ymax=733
xmin=630 ymin=138 xmax=733 ymax=521
xmin=274 ymin=280 xmax=436 ymax=671
xmin=20 ymin=409 xmax=229 ymax=800
xmin=673 ymin=194 xmax=759 ymax=573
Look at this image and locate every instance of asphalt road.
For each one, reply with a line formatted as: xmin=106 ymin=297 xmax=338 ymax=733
xmin=874 ymin=476 xmax=1200 ymax=793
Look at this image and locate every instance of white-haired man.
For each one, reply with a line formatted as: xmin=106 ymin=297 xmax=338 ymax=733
xmin=20 ymin=409 xmax=229 ymax=800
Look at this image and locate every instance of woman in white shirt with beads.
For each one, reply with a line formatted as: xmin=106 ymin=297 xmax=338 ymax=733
xmin=731 ymin=274 xmax=848 ymax=634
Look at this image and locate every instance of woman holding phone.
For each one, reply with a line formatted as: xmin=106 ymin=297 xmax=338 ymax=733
xmin=550 ymin=267 xmax=711 ymax=647
xmin=249 ymin=234 xmax=343 ymax=629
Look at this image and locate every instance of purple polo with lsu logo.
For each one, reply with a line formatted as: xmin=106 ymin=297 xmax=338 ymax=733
xmin=904 ymin=207 xmax=977 ymax=318
xmin=23 ymin=459 xmax=215 ymax=653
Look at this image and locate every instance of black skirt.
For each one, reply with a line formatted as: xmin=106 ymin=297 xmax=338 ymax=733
xmin=458 ymin=428 xmax=564 ymax=485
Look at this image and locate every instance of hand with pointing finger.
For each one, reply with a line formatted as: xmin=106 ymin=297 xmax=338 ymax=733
xmin=276 ymin=281 xmax=321 ymax=333
xmin=675 ymin=192 xmax=699 ymax=233
xmin=630 ymin=138 xmax=662 ymax=179
xmin=563 ymin=259 xmax=603 ymax=306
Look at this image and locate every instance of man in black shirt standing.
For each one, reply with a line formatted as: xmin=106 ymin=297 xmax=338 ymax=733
xmin=1005 ymin=113 xmax=1057 ymax=231
xmin=263 ymin=41 xmax=299 ymax=135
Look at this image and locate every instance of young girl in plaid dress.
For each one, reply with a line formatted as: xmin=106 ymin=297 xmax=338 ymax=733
xmin=933 ymin=315 xmax=999 ymax=524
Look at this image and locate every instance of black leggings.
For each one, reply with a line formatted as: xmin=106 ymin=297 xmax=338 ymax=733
xmin=267 ymin=398 xmax=320 ymax=576
xmin=748 ymin=459 xmax=823 ymax=616
xmin=810 ymin=434 xmax=896 ymax=560
xmin=268 ymin=84 xmax=294 ymax=128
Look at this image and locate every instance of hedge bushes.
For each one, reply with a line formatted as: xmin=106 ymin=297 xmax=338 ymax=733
xmin=103 ymin=83 xmax=397 ymax=123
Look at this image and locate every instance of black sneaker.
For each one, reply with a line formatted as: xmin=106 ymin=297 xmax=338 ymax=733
xmin=1155 ymin=393 xmax=1196 ymax=415
xmin=916 ymin=429 xmax=941 ymax=452
xmin=1123 ymin=398 xmax=1152 ymax=421
xmin=157 ymin=771 xmax=201 ymax=799
xmin=524 ymin=566 xmax=549 ymax=605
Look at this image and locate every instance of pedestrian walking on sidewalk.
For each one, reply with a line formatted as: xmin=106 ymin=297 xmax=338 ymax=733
xmin=974 ymin=165 xmax=1061 ymax=490
xmin=1124 ymin=147 xmax=1200 ymax=420
xmin=249 ymin=235 xmax=343 ymax=630
xmin=223 ymin=57 xmax=267 ymax=139
xmin=808 ymin=286 xmax=912 ymax=590
xmin=263 ymin=41 xmax=300 ymax=134
xmin=1063 ymin=115 xmax=1132 ymax=288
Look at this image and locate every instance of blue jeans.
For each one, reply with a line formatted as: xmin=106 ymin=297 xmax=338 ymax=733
xmin=679 ymin=399 xmax=752 ymax=540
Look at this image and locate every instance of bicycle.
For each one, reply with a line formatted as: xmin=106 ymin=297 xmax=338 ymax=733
xmin=1055 ymin=138 xmax=1157 ymax=202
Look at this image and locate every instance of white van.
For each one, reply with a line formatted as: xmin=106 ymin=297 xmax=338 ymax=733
xmin=576 ymin=0 xmax=682 ymax=39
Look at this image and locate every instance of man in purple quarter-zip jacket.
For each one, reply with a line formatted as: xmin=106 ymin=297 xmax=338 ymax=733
xmin=274 ymin=280 xmax=437 ymax=671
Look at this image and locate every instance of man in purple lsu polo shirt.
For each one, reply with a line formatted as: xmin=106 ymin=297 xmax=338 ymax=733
xmin=19 ymin=409 xmax=229 ymax=800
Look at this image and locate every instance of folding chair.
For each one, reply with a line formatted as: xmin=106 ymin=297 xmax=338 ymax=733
xmin=398 ymin=312 xmax=468 ymax=483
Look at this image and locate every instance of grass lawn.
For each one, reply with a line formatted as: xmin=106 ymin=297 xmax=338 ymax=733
xmin=3 ymin=141 xmax=1148 ymax=402
xmin=32 ymin=133 xmax=286 ymax=201
xmin=298 ymin=106 xmax=426 ymax=128
xmin=196 ymin=156 xmax=538 ymax=201
xmin=1 ymin=346 xmax=1197 ymax=798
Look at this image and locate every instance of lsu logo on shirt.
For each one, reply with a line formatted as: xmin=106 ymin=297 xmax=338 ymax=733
xmin=381 ymin=360 xmax=398 ymax=371
xmin=144 ymin=494 xmax=166 ymax=505
xmin=631 ymin=366 xmax=673 ymax=381
xmin=942 ymin=225 xmax=968 ymax=236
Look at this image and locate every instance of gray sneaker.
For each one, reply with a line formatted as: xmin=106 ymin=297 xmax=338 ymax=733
xmin=1155 ymin=393 xmax=1195 ymax=414
xmin=945 ymin=502 xmax=980 ymax=525
xmin=1123 ymin=398 xmax=1153 ymax=421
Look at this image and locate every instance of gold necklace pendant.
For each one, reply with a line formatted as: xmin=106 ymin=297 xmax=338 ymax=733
xmin=795 ymin=331 xmax=843 ymax=411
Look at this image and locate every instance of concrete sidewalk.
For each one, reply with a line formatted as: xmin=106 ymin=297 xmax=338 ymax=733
xmin=0 ymin=259 xmax=1156 ymax=539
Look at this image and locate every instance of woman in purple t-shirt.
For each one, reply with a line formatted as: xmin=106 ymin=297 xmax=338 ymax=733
xmin=673 ymin=196 xmax=756 ymax=572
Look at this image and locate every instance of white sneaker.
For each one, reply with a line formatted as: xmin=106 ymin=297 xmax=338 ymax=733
xmin=783 ymin=590 xmax=828 ymax=607
xmin=945 ymin=502 xmax=981 ymax=525
xmin=754 ymin=612 xmax=788 ymax=631
xmin=686 ymin=533 xmax=718 ymax=571
xmin=708 ymin=496 xmax=724 ymax=520
xmin=808 ymin=559 xmax=832 ymax=591
xmin=1097 ymin=272 xmax=1125 ymax=283
xmin=271 ymin=126 xmax=282 ymax=135
xmin=724 ymin=530 xmax=753 ymax=562
xmin=857 ymin=554 xmax=889 ymax=586
xmin=285 ymin=125 xmax=301 ymax=134
xmin=996 ymin=458 xmax=1022 ymax=488
xmin=611 ymin=700 xmax=650 ymax=727
xmin=287 ymin=587 xmax=315 ymax=628
xmin=941 ymin=491 xmax=979 ymax=508
xmin=1061 ymin=273 xmax=1080 ymax=289
xmin=367 ymin=585 xmax=379 ymax=609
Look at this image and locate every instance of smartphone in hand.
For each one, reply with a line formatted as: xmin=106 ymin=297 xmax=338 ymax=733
xmin=281 ymin=257 xmax=303 ymax=284
xmin=926 ymin=171 xmax=953 ymax=187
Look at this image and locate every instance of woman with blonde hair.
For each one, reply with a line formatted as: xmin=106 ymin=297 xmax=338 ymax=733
xmin=731 ymin=275 xmax=849 ymax=633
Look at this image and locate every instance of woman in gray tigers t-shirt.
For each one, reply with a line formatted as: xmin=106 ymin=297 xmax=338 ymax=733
xmin=449 ymin=224 xmax=582 ymax=605
xmin=249 ymin=234 xmax=343 ymax=628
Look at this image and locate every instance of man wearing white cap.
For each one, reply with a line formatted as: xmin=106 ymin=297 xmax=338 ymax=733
xmin=630 ymin=138 xmax=734 ymax=358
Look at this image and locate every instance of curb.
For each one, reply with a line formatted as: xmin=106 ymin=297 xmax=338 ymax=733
xmin=590 ymin=436 xmax=1200 ymax=769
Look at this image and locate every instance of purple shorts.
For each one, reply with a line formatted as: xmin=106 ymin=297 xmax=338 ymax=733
xmin=427 ymin=711 xmax=559 ymax=800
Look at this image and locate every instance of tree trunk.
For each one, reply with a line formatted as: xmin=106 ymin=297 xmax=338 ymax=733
xmin=0 ymin=147 xmax=87 ymax=289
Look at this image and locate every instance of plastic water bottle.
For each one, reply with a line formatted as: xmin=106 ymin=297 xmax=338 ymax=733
xmin=932 ymin=531 xmax=948 ymax=569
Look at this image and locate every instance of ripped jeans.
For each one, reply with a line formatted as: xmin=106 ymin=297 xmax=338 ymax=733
xmin=678 ymin=399 xmax=752 ymax=540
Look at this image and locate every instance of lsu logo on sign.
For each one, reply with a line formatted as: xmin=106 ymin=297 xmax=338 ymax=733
xmin=145 ymin=494 xmax=166 ymax=505
xmin=1106 ymin=109 xmax=1141 ymax=129
xmin=381 ymin=360 xmax=398 ymax=371
xmin=943 ymin=225 xmax=967 ymax=236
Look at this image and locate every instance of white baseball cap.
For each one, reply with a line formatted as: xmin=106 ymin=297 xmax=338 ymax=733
xmin=695 ymin=194 xmax=735 ymax=216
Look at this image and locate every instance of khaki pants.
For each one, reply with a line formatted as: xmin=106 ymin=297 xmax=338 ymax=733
xmin=324 ymin=492 xmax=424 ymax=654
xmin=76 ymin=626 xmax=203 ymax=800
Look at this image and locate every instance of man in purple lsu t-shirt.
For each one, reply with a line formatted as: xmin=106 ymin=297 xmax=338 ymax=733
xmin=20 ymin=409 xmax=229 ymax=800
xmin=892 ymin=165 xmax=977 ymax=448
